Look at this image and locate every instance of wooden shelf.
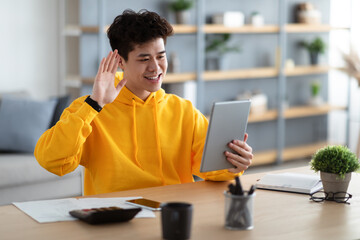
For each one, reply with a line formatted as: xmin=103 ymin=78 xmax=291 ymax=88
xmin=164 ymin=73 xmax=196 ymax=83
xmin=248 ymin=110 xmax=278 ymax=123
xmin=252 ymin=141 xmax=331 ymax=166
xmin=81 ymin=26 xmax=100 ymax=33
xmin=172 ymin=25 xmax=197 ymax=34
xmin=248 ymin=104 xmax=345 ymax=123
xmin=68 ymin=65 xmax=338 ymax=86
xmin=203 ymin=67 xmax=278 ymax=81
xmin=81 ymin=77 xmax=95 ymax=85
xmin=252 ymin=150 xmax=278 ymax=166
xmin=284 ymin=24 xmax=347 ymax=33
xmin=282 ymin=141 xmax=329 ymax=161
xmin=248 ymin=105 xmax=345 ymax=123
xmin=73 ymin=74 xmax=196 ymax=85
xmin=285 ymin=65 xmax=332 ymax=76
xmin=284 ymin=104 xmax=346 ymax=119
xmin=203 ymin=24 xmax=279 ymax=34
xmin=63 ymin=25 xmax=99 ymax=36
xmin=64 ymin=24 xmax=349 ymax=36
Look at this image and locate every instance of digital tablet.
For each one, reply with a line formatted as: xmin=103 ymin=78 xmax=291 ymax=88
xmin=200 ymin=100 xmax=251 ymax=172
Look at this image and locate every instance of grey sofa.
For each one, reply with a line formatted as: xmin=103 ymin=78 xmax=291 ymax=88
xmin=0 ymin=153 xmax=82 ymax=206
xmin=0 ymin=93 xmax=82 ymax=206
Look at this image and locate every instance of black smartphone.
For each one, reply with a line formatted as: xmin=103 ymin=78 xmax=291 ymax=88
xmin=125 ymin=198 xmax=162 ymax=211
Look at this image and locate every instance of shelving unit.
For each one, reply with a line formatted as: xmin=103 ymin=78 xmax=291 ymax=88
xmin=253 ymin=141 xmax=329 ymax=166
xmin=248 ymin=105 xmax=346 ymax=123
xmin=59 ymin=0 xmax=350 ymax=166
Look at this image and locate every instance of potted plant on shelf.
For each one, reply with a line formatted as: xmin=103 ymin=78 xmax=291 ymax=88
xmin=299 ymin=37 xmax=326 ymax=65
xmin=169 ymin=0 xmax=193 ymax=24
xmin=205 ymin=33 xmax=241 ymax=70
xmin=310 ymin=145 xmax=360 ymax=196
xmin=308 ymin=81 xmax=323 ymax=106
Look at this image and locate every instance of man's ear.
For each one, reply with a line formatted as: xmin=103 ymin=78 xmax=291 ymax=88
xmin=119 ymin=56 xmax=125 ymax=70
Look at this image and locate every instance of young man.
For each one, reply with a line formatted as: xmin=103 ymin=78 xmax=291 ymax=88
xmin=35 ymin=10 xmax=253 ymax=196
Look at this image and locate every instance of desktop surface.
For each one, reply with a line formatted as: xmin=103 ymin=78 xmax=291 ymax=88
xmin=1 ymin=166 xmax=360 ymax=240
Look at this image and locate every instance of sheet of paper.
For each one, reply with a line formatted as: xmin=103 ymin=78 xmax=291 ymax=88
xmin=13 ymin=197 xmax=155 ymax=223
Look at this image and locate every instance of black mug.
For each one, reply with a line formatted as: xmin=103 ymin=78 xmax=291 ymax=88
xmin=161 ymin=202 xmax=193 ymax=240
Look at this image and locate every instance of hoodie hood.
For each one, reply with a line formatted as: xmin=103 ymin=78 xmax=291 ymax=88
xmin=114 ymin=72 xmax=165 ymax=106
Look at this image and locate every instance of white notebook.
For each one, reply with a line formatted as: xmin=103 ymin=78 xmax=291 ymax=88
xmin=256 ymin=172 xmax=323 ymax=195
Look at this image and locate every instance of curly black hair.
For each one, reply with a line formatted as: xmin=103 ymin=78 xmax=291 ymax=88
xmin=107 ymin=9 xmax=174 ymax=61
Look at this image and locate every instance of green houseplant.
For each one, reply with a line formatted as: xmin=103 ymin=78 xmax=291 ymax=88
xmin=308 ymin=81 xmax=323 ymax=106
xmin=299 ymin=37 xmax=326 ymax=65
xmin=310 ymin=145 xmax=360 ymax=194
xmin=205 ymin=33 xmax=241 ymax=70
xmin=169 ymin=0 xmax=193 ymax=24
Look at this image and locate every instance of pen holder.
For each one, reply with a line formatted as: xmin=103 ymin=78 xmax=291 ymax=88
xmin=224 ymin=191 xmax=255 ymax=230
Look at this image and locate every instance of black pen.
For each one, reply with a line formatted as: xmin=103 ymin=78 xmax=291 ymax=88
xmin=248 ymin=185 xmax=256 ymax=195
xmin=228 ymin=183 xmax=235 ymax=195
xmin=235 ymin=176 xmax=244 ymax=195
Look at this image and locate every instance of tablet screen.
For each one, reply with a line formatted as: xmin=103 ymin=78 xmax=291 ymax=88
xmin=200 ymin=100 xmax=251 ymax=172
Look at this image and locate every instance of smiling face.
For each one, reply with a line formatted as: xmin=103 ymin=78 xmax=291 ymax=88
xmin=119 ymin=38 xmax=167 ymax=101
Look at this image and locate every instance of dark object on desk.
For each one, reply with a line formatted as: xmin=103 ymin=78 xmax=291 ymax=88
xmin=225 ymin=176 xmax=256 ymax=230
xmin=69 ymin=206 xmax=141 ymax=224
xmin=309 ymin=191 xmax=352 ymax=204
xmin=161 ymin=202 xmax=193 ymax=240
xmin=224 ymin=191 xmax=255 ymax=230
xmin=126 ymin=198 xmax=162 ymax=211
xmin=228 ymin=176 xmax=256 ymax=196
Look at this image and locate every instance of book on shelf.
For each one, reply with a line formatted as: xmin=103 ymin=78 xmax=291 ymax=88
xmin=255 ymin=172 xmax=323 ymax=195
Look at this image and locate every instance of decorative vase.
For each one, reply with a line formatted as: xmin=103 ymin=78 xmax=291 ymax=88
xmin=310 ymin=52 xmax=319 ymax=65
xmin=250 ymin=13 xmax=264 ymax=27
xmin=205 ymin=56 xmax=224 ymax=70
xmin=175 ymin=10 xmax=190 ymax=24
xmin=308 ymin=95 xmax=323 ymax=106
xmin=320 ymin=172 xmax=351 ymax=197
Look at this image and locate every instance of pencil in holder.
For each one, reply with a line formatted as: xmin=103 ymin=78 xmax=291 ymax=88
xmin=224 ymin=191 xmax=255 ymax=230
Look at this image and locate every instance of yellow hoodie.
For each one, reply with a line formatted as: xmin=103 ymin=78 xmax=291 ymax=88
xmin=35 ymin=73 xmax=239 ymax=195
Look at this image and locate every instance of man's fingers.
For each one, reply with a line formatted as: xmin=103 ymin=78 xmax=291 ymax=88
xmin=98 ymin=58 xmax=105 ymax=74
xmin=229 ymin=141 xmax=253 ymax=155
xmin=225 ymin=151 xmax=252 ymax=165
xmin=226 ymin=155 xmax=251 ymax=172
xmin=116 ymin=78 xmax=127 ymax=91
xmin=111 ymin=54 xmax=119 ymax=73
xmin=106 ymin=51 xmax=115 ymax=72
xmin=103 ymin=51 xmax=112 ymax=71
xmin=244 ymin=133 xmax=248 ymax=142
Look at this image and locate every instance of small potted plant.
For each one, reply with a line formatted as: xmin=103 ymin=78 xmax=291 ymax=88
xmin=308 ymin=81 xmax=323 ymax=106
xmin=205 ymin=33 xmax=241 ymax=70
xmin=169 ymin=0 xmax=193 ymax=24
xmin=299 ymin=37 xmax=326 ymax=65
xmin=310 ymin=145 xmax=360 ymax=195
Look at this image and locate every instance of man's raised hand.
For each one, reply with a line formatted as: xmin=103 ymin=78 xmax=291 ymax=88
xmin=90 ymin=50 xmax=127 ymax=107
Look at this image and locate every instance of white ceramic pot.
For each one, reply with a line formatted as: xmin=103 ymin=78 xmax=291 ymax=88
xmin=320 ymin=172 xmax=351 ymax=195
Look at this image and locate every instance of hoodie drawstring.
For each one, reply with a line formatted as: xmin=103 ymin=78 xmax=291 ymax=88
xmin=132 ymin=98 xmax=143 ymax=169
xmin=152 ymin=95 xmax=165 ymax=185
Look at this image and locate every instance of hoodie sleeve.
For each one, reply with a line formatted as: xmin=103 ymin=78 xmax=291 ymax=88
xmin=34 ymin=96 xmax=98 ymax=176
xmin=191 ymin=108 xmax=242 ymax=181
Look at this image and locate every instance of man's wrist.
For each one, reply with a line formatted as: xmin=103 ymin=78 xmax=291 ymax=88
xmin=85 ymin=96 xmax=103 ymax=112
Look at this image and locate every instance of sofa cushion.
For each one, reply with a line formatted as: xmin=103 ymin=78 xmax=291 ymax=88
xmin=0 ymin=96 xmax=57 ymax=153
xmin=49 ymin=95 xmax=71 ymax=128
xmin=0 ymin=154 xmax=82 ymax=188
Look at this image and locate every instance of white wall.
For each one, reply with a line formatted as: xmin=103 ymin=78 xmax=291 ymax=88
xmin=0 ymin=0 xmax=59 ymax=99
xmin=329 ymin=0 xmax=360 ymax=153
